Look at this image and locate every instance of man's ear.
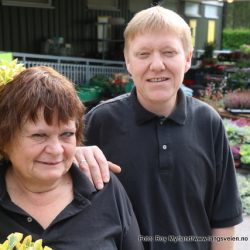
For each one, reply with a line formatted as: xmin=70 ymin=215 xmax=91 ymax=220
xmin=184 ymin=49 xmax=193 ymax=73
xmin=124 ymin=50 xmax=131 ymax=75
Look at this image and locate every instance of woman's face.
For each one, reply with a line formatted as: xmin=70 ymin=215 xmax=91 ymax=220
xmin=4 ymin=112 xmax=77 ymax=185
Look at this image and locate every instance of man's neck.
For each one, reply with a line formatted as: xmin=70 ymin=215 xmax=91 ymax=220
xmin=137 ymin=93 xmax=177 ymax=117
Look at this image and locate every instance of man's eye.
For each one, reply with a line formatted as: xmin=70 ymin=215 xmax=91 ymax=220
xmin=163 ymin=51 xmax=175 ymax=56
xmin=137 ymin=52 xmax=149 ymax=58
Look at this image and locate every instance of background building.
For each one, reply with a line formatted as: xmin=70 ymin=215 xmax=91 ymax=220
xmin=0 ymin=0 xmax=249 ymax=60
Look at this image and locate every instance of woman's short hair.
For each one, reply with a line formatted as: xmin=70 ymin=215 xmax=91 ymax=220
xmin=0 ymin=66 xmax=85 ymax=156
xmin=124 ymin=6 xmax=193 ymax=56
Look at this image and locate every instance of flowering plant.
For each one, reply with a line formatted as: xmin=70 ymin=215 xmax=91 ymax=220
xmin=223 ymin=90 xmax=250 ymax=109
xmin=0 ymin=232 xmax=52 ymax=250
xmin=200 ymin=79 xmax=226 ymax=109
xmin=0 ymin=59 xmax=25 ymax=86
xmin=223 ymin=118 xmax=250 ymax=165
xmin=89 ymin=73 xmax=132 ymax=98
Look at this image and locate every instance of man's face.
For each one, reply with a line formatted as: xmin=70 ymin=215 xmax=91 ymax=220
xmin=125 ymin=30 xmax=192 ymax=115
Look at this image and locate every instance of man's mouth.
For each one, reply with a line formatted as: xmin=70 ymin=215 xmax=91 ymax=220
xmin=147 ymin=77 xmax=170 ymax=82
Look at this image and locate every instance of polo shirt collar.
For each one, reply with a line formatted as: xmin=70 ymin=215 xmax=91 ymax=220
xmin=70 ymin=163 xmax=97 ymax=199
xmin=131 ymin=87 xmax=187 ymax=125
xmin=0 ymin=161 xmax=96 ymax=202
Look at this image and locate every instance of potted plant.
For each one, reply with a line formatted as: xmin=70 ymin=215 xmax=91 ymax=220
xmin=223 ymin=90 xmax=250 ymax=113
xmin=200 ymin=42 xmax=217 ymax=68
xmin=88 ymin=73 xmax=131 ymax=98
xmin=240 ymin=144 xmax=250 ymax=169
xmin=226 ymin=44 xmax=250 ymax=91
xmin=199 ymin=80 xmax=226 ymax=110
xmin=223 ymin=118 xmax=250 ymax=168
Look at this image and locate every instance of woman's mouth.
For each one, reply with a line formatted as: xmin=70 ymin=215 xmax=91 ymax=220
xmin=37 ymin=160 xmax=63 ymax=165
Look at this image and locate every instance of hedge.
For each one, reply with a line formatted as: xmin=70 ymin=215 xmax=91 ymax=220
xmin=223 ymin=29 xmax=250 ymax=50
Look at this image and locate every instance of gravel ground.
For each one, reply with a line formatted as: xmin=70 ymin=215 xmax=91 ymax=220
xmin=235 ymin=215 xmax=250 ymax=250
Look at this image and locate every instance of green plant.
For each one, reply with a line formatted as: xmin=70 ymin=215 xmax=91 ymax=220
xmin=223 ymin=118 xmax=250 ymax=164
xmin=89 ymin=73 xmax=130 ymax=98
xmin=200 ymin=42 xmax=218 ymax=67
xmin=202 ymin=42 xmax=215 ymax=59
xmin=0 ymin=59 xmax=25 ymax=86
xmin=226 ymin=69 xmax=250 ymax=90
xmin=223 ymin=29 xmax=250 ymax=50
xmin=240 ymin=44 xmax=250 ymax=54
xmin=240 ymin=144 xmax=250 ymax=164
xmin=0 ymin=232 xmax=52 ymax=250
xmin=223 ymin=119 xmax=243 ymax=145
xmin=236 ymin=173 xmax=250 ymax=215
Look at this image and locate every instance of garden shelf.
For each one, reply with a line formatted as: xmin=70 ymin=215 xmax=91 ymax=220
xmin=227 ymin=108 xmax=250 ymax=114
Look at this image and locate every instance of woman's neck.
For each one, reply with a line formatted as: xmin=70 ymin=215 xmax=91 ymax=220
xmin=5 ymin=168 xmax=73 ymax=229
xmin=6 ymin=167 xmax=72 ymax=193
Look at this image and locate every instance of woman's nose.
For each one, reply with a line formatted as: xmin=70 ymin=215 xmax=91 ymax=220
xmin=45 ymin=138 xmax=64 ymax=154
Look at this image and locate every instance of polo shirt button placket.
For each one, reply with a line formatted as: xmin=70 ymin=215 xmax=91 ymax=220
xmin=27 ymin=216 xmax=33 ymax=223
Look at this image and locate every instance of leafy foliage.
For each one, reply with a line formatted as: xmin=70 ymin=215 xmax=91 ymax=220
xmin=89 ymin=73 xmax=132 ymax=98
xmin=0 ymin=233 xmax=52 ymax=250
xmin=223 ymin=29 xmax=250 ymax=50
xmin=223 ymin=118 xmax=250 ymax=160
xmin=0 ymin=59 xmax=25 ymax=86
xmin=237 ymin=173 xmax=250 ymax=215
xmin=240 ymin=144 xmax=250 ymax=164
xmin=240 ymin=44 xmax=250 ymax=54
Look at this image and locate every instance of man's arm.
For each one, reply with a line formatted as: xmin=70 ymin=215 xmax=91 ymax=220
xmin=74 ymin=146 xmax=121 ymax=189
xmin=211 ymin=227 xmax=235 ymax=250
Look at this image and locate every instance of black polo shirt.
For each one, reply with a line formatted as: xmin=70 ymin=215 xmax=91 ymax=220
xmin=84 ymin=88 xmax=242 ymax=250
xmin=0 ymin=162 xmax=143 ymax=250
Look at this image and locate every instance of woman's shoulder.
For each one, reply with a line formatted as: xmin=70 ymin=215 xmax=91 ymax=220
xmin=104 ymin=173 xmax=132 ymax=206
xmin=71 ymin=164 xmax=132 ymax=213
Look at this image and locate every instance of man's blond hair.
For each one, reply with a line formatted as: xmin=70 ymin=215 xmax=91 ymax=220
xmin=124 ymin=6 xmax=193 ymax=56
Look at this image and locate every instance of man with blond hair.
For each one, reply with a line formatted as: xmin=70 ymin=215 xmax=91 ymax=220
xmin=76 ymin=6 xmax=242 ymax=250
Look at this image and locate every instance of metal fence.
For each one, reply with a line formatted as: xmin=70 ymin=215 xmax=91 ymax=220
xmin=12 ymin=52 xmax=127 ymax=85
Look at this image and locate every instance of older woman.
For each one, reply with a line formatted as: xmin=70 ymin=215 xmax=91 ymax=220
xmin=0 ymin=66 xmax=143 ymax=250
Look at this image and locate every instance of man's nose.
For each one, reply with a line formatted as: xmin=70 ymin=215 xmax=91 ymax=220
xmin=149 ymin=54 xmax=165 ymax=71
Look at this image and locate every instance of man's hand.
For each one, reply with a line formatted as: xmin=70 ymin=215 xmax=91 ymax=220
xmin=74 ymin=146 xmax=121 ymax=189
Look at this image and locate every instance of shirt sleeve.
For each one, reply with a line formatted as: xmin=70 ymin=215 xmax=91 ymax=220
xmin=109 ymin=174 xmax=144 ymax=250
xmin=122 ymin=210 xmax=144 ymax=250
xmin=210 ymin=119 xmax=243 ymax=228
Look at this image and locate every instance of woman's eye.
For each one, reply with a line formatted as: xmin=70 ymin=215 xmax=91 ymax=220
xmin=32 ymin=133 xmax=45 ymax=138
xmin=61 ymin=132 xmax=75 ymax=138
xmin=30 ymin=133 xmax=46 ymax=141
